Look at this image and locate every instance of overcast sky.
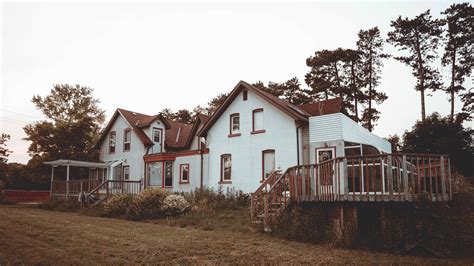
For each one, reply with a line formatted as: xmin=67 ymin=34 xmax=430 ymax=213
xmin=1 ymin=1 xmax=472 ymax=164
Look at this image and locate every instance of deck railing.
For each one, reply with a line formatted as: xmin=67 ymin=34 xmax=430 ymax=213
xmin=256 ymin=153 xmax=451 ymax=224
xmin=51 ymin=179 xmax=101 ymax=196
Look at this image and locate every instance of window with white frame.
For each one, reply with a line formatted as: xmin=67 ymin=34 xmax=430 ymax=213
xmin=252 ymin=108 xmax=264 ymax=132
xmin=221 ymin=154 xmax=232 ymax=182
xmin=230 ymin=114 xmax=240 ymax=135
xmin=123 ymin=129 xmax=131 ymax=151
xmin=109 ymin=131 xmax=116 ymax=153
xmin=123 ymin=166 xmax=130 ymax=180
xmin=180 ymin=164 xmax=190 ymax=183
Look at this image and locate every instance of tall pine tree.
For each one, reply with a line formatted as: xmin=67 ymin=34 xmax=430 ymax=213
xmin=357 ymin=27 xmax=389 ymax=131
xmin=387 ymin=10 xmax=443 ymax=122
xmin=441 ymin=2 xmax=473 ymax=120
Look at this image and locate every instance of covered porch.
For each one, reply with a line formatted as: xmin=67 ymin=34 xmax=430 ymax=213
xmin=45 ymin=159 xmax=110 ymax=199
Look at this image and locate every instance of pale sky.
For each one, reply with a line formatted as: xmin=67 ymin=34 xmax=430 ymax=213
xmin=1 ymin=1 xmax=472 ymax=164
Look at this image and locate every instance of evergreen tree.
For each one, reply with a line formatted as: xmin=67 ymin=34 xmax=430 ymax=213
xmin=441 ymin=3 xmax=474 ymax=120
xmin=387 ymin=10 xmax=443 ymax=121
xmin=357 ymin=27 xmax=389 ymax=131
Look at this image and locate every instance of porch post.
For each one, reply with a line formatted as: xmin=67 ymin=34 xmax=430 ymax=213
xmin=66 ymin=164 xmax=70 ymax=199
xmin=49 ymin=166 xmax=55 ymax=199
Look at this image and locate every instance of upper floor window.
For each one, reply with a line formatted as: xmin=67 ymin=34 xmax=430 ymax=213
xmin=243 ymin=90 xmax=248 ymax=101
xmin=230 ymin=113 xmax=240 ymax=135
xmin=153 ymin=128 xmax=162 ymax=143
xmin=252 ymin=108 xmax=265 ymax=133
xmin=123 ymin=129 xmax=131 ymax=151
xmin=221 ymin=154 xmax=232 ymax=182
xmin=109 ymin=131 xmax=116 ymax=153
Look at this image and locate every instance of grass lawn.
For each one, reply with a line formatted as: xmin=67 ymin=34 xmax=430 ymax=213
xmin=0 ymin=205 xmax=472 ymax=264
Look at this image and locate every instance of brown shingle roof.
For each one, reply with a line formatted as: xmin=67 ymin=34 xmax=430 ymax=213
xmin=165 ymin=120 xmax=193 ymax=150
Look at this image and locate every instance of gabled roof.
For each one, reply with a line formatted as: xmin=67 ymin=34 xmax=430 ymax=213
xmin=197 ymin=81 xmax=310 ymax=137
xmin=197 ymin=80 xmax=341 ymax=137
xmin=95 ymin=108 xmax=170 ymax=149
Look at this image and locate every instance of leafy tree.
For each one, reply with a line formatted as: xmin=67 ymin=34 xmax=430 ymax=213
xmin=386 ymin=134 xmax=402 ymax=153
xmin=23 ymin=84 xmax=105 ymax=163
xmin=387 ymin=10 xmax=443 ymax=121
xmin=173 ymin=109 xmax=193 ymax=123
xmin=357 ymin=27 xmax=389 ymax=131
xmin=0 ymin=133 xmax=11 ymax=186
xmin=401 ymin=113 xmax=473 ymax=176
xmin=159 ymin=108 xmax=175 ymax=120
xmin=254 ymin=78 xmax=312 ymax=105
xmin=458 ymin=88 xmax=473 ymax=121
xmin=207 ymin=93 xmax=229 ymax=115
xmin=441 ymin=3 xmax=474 ymax=120
xmin=0 ymin=133 xmax=11 ymax=164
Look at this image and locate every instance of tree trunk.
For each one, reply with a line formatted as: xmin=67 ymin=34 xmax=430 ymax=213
xmin=351 ymin=61 xmax=358 ymax=122
xmin=368 ymin=45 xmax=373 ymax=131
xmin=450 ymin=46 xmax=456 ymax=121
xmin=415 ymin=36 xmax=426 ymax=122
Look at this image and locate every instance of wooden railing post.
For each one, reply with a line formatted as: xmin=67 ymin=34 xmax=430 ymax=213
xmin=387 ymin=155 xmax=393 ymax=201
xmin=301 ymin=166 xmax=306 ymax=200
xmin=343 ymin=158 xmax=348 ymax=201
xmin=440 ymin=156 xmax=447 ymax=201
xmin=402 ymin=155 xmax=409 ymax=201
xmin=310 ymin=165 xmax=315 ymax=200
xmin=448 ymin=158 xmax=452 ymax=200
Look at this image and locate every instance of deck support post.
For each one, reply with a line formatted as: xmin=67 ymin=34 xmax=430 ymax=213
xmin=263 ymin=193 xmax=269 ymax=227
xmin=387 ymin=155 xmax=393 ymax=201
xmin=440 ymin=156 xmax=447 ymax=201
xmin=301 ymin=167 xmax=306 ymax=200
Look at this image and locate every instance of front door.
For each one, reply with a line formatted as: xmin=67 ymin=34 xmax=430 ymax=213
xmin=316 ymin=147 xmax=336 ymax=194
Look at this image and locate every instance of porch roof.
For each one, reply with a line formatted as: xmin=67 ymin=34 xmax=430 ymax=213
xmin=44 ymin=159 xmax=109 ymax=168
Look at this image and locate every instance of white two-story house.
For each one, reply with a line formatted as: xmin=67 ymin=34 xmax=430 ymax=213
xmin=96 ymin=80 xmax=391 ymax=193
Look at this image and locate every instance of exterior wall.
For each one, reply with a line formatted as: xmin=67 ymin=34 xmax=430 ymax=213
xmin=301 ymin=125 xmax=310 ymax=165
xmin=205 ymin=89 xmax=299 ymax=193
xmin=309 ymin=113 xmax=391 ymax=153
xmin=189 ymin=123 xmax=204 ymax=150
xmin=173 ymin=153 xmax=208 ymax=192
xmin=99 ymin=114 xmax=147 ymax=181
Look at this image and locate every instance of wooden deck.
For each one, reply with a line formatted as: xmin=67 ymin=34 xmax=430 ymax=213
xmin=251 ymin=153 xmax=451 ymax=224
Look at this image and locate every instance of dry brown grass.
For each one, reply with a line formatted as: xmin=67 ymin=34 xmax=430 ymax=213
xmin=0 ymin=205 xmax=472 ymax=264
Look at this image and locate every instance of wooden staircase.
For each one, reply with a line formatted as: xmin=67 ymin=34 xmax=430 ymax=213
xmin=250 ymin=153 xmax=452 ymax=231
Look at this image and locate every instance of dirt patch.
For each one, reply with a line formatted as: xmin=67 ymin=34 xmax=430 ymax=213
xmin=0 ymin=205 xmax=471 ymax=264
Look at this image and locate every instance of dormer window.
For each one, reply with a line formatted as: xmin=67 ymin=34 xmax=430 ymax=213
xmin=109 ymin=131 xmax=116 ymax=153
xmin=123 ymin=129 xmax=131 ymax=151
xmin=229 ymin=113 xmax=240 ymax=136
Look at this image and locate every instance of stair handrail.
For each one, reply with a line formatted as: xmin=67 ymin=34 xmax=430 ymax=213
xmin=86 ymin=180 xmax=109 ymax=198
xmin=250 ymin=171 xmax=280 ymax=220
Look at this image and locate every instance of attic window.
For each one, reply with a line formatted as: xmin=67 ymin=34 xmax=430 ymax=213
xmin=243 ymin=90 xmax=248 ymax=101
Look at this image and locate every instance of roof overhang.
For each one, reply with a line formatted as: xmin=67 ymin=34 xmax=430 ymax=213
xmin=44 ymin=159 xmax=109 ymax=168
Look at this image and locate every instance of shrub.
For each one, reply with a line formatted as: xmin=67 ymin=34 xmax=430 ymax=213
xmin=162 ymin=194 xmax=190 ymax=216
xmin=126 ymin=188 xmax=169 ymax=220
xmin=102 ymin=194 xmax=134 ymax=218
xmin=182 ymin=187 xmax=249 ymax=210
